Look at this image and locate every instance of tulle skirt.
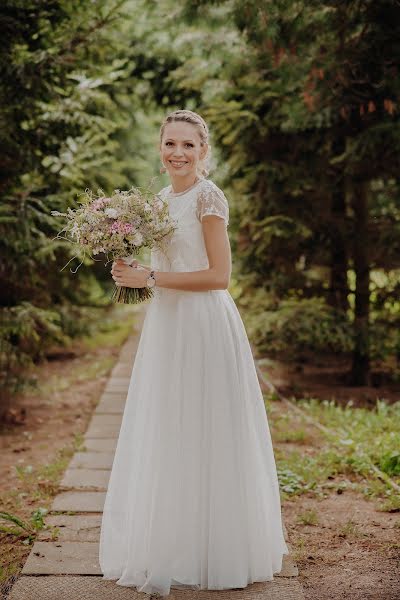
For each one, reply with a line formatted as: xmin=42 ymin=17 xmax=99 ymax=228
xmin=99 ymin=287 xmax=289 ymax=596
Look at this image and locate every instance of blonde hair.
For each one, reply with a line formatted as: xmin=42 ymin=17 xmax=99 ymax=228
xmin=160 ymin=109 xmax=211 ymax=177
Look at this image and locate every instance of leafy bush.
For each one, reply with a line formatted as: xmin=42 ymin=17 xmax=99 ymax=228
xmin=0 ymin=302 xmax=66 ymax=398
xmin=239 ymin=292 xmax=353 ymax=359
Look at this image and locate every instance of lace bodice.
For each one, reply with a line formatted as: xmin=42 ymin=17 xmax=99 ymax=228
xmin=150 ymin=178 xmax=229 ymax=277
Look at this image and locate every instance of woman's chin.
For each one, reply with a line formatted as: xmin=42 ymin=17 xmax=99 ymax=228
xmin=169 ymin=168 xmax=195 ymax=178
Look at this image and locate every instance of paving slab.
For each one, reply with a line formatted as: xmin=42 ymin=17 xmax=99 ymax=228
xmin=51 ymin=491 xmax=105 ymax=513
xmin=103 ymin=383 xmax=130 ymax=393
xmin=275 ymin=554 xmax=298 ymax=577
xmin=89 ymin=414 xmax=123 ymax=428
xmin=99 ymin=391 xmax=127 ymax=399
xmin=82 ymin=438 xmax=118 ymax=453
xmin=105 ymin=377 xmax=131 ymax=385
xmin=21 ymin=540 xmax=297 ymax=579
xmin=21 ymin=541 xmax=100 ymax=575
xmin=95 ymin=402 xmax=125 ymax=415
xmin=111 ymin=365 xmax=134 ymax=376
xmin=11 ymin=308 xmax=304 ymax=600
xmin=8 ymin=575 xmax=305 ymax=600
xmin=96 ymin=396 xmax=127 ymax=413
xmin=69 ymin=451 xmax=115 ymax=469
xmin=85 ymin=422 xmax=121 ymax=439
xmin=96 ymin=395 xmax=126 ymax=409
xmin=38 ymin=514 xmax=102 ymax=542
xmin=60 ymin=468 xmax=110 ymax=491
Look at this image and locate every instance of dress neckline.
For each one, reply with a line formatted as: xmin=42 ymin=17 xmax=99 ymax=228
xmin=168 ymin=177 xmax=204 ymax=198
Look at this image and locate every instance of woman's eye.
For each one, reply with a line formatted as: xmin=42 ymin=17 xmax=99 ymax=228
xmin=165 ymin=141 xmax=193 ymax=148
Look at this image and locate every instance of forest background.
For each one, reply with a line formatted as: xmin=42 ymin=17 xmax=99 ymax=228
xmin=2 ymin=0 xmax=400 ymax=398
xmin=1 ymin=2 xmax=400 ymax=597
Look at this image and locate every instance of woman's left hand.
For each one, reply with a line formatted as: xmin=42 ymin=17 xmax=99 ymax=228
xmin=111 ymin=259 xmax=151 ymax=288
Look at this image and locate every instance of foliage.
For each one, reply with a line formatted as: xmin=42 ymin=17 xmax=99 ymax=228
xmin=240 ymin=293 xmax=353 ymax=358
xmin=0 ymin=508 xmax=47 ymax=544
xmin=1 ymin=0 xmax=399 ymax=396
xmin=0 ymin=303 xmax=65 ymax=400
xmin=272 ymin=395 xmax=400 ymax=509
xmin=175 ymin=0 xmax=400 ymax=383
xmin=0 ymin=0 xmax=147 ymax=401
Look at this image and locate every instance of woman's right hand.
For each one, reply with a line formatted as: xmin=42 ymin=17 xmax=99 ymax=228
xmin=112 ymin=258 xmax=139 ymax=269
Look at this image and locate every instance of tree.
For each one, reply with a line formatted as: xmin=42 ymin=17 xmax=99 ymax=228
xmin=175 ymin=0 xmax=400 ymax=385
xmin=0 ymin=0 xmax=134 ymax=399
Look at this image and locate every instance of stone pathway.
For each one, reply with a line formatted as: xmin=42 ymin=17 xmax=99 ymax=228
xmin=8 ymin=308 xmax=305 ymax=600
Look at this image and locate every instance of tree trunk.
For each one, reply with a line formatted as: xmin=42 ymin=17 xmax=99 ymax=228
xmin=328 ymin=179 xmax=349 ymax=312
xmin=350 ymin=180 xmax=371 ymax=386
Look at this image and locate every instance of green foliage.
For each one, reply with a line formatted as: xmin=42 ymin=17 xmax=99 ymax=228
xmin=175 ymin=0 xmax=400 ymax=381
xmin=273 ymin=396 xmax=400 ymax=506
xmin=276 ymin=467 xmax=305 ymax=495
xmin=0 ymin=302 xmax=66 ymax=399
xmin=0 ymin=0 xmax=152 ymax=401
xmin=0 ymin=508 xmax=47 ymax=543
xmin=240 ymin=293 xmax=352 ymax=358
xmin=2 ymin=0 xmax=400 ymax=397
xmin=379 ymin=452 xmax=400 ymax=477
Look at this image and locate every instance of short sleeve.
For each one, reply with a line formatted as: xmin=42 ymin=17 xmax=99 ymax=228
xmin=196 ymin=182 xmax=229 ymax=226
xmin=156 ymin=185 xmax=171 ymax=201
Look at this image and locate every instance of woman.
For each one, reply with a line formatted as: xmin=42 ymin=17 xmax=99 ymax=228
xmin=99 ymin=109 xmax=289 ymax=597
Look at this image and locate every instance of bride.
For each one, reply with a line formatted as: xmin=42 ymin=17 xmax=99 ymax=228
xmin=99 ymin=109 xmax=289 ymax=597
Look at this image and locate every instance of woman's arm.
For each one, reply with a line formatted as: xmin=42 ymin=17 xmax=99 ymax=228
xmin=111 ymin=215 xmax=231 ymax=292
xmin=156 ymin=215 xmax=231 ymax=291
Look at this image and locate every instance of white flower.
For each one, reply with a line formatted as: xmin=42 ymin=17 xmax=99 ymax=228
xmin=132 ymin=232 xmax=143 ymax=246
xmin=105 ymin=208 xmax=119 ymax=219
xmin=144 ymin=202 xmax=152 ymax=212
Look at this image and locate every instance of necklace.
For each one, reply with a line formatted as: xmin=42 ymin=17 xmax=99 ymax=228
xmin=169 ymin=177 xmax=203 ymax=197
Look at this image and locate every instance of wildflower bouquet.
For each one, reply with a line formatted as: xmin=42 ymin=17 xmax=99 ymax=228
xmin=51 ymin=185 xmax=176 ymax=304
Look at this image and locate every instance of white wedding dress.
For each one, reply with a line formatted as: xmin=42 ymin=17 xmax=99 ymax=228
xmin=99 ymin=177 xmax=289 ymax=596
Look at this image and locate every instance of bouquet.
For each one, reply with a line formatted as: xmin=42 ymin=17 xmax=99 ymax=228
xmin=51 ymin=185 xmax=176 ymax=304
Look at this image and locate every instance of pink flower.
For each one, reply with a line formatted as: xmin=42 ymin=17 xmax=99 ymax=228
xmin=110 ymin=221 xmax=134 ymax=235
xmin=91 ymin=197 xmax=112 ymax=211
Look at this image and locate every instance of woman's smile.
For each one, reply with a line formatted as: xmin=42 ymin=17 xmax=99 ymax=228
xmin=170 ymin=160 xmax=188 ymax=168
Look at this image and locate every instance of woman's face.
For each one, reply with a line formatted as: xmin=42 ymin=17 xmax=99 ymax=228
xmin=160 ymin=121 xmax=207 ymax=178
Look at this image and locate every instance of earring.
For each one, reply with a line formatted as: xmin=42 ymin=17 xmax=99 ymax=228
xmin=160 ymin=163 xmax=167 ymax=174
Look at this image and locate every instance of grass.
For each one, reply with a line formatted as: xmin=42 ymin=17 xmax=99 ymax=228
xmin=0 ymin=304 xmax=139 ymax=593
xmin=38 ymin=305 xmax=138 ymax=398
xmin=0 ymin=435 xmax=82 ymax=592
xmin=297 ymin=509 xmax=319 ymax=526
xmin=338 ymin=518 xmax=362 ymax=539
xmin=267 ymin=393 xmax=400 ymax=511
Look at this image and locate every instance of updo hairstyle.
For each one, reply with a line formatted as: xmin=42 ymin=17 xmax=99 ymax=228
xmin=159 ymin=109 xmax=211 ymax=177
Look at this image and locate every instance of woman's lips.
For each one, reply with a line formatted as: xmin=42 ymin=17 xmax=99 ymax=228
xmin=169 ymin=160 xmax=188 ymax=168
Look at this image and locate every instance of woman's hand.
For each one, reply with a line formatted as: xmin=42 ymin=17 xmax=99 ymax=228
xmin=111 ymin=259 xmax=151 ymax=288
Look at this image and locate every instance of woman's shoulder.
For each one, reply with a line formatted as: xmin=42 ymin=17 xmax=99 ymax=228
xmin=197 ymin=178 xmax=229 ymax=203
xmin=197 ymin=178 xmax=228 ymax=200
xmin=196 ymin=178 xmax=229 ymax=225
xmin=157 ymin=184 xmax=172 ymax=199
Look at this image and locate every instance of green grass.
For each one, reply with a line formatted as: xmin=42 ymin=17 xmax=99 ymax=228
xmin=38 ymin=305 xmax=138 ymax=398
xmin=268 ymin=394 xmax=400 ymax=510
xmin=0 ymin=305 xmax=139 ymax=591
xmin=297 ymin=509 xmax=319 ymax=526
xmin=79 ymin=305 xmax=138 ymax=351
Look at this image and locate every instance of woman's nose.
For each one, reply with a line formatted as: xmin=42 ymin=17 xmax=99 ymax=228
xmin=172 ymin=146 xmax=184 ymax=156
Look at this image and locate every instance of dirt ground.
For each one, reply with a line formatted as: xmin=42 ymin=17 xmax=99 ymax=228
xmin=1 ymin=329 xmax=399 ymax=599
xmin=0 ymin=345 xmax=115 ymax=493
xmin=0 ymin=318 xmax=136 ymax=597
xmin=284 ymin=491 xmax=400 ymax=600
xmin=264 ymin=353 xmax=400 ymax=408
xmin=264 ymin=358 xmax=400 ymax=600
